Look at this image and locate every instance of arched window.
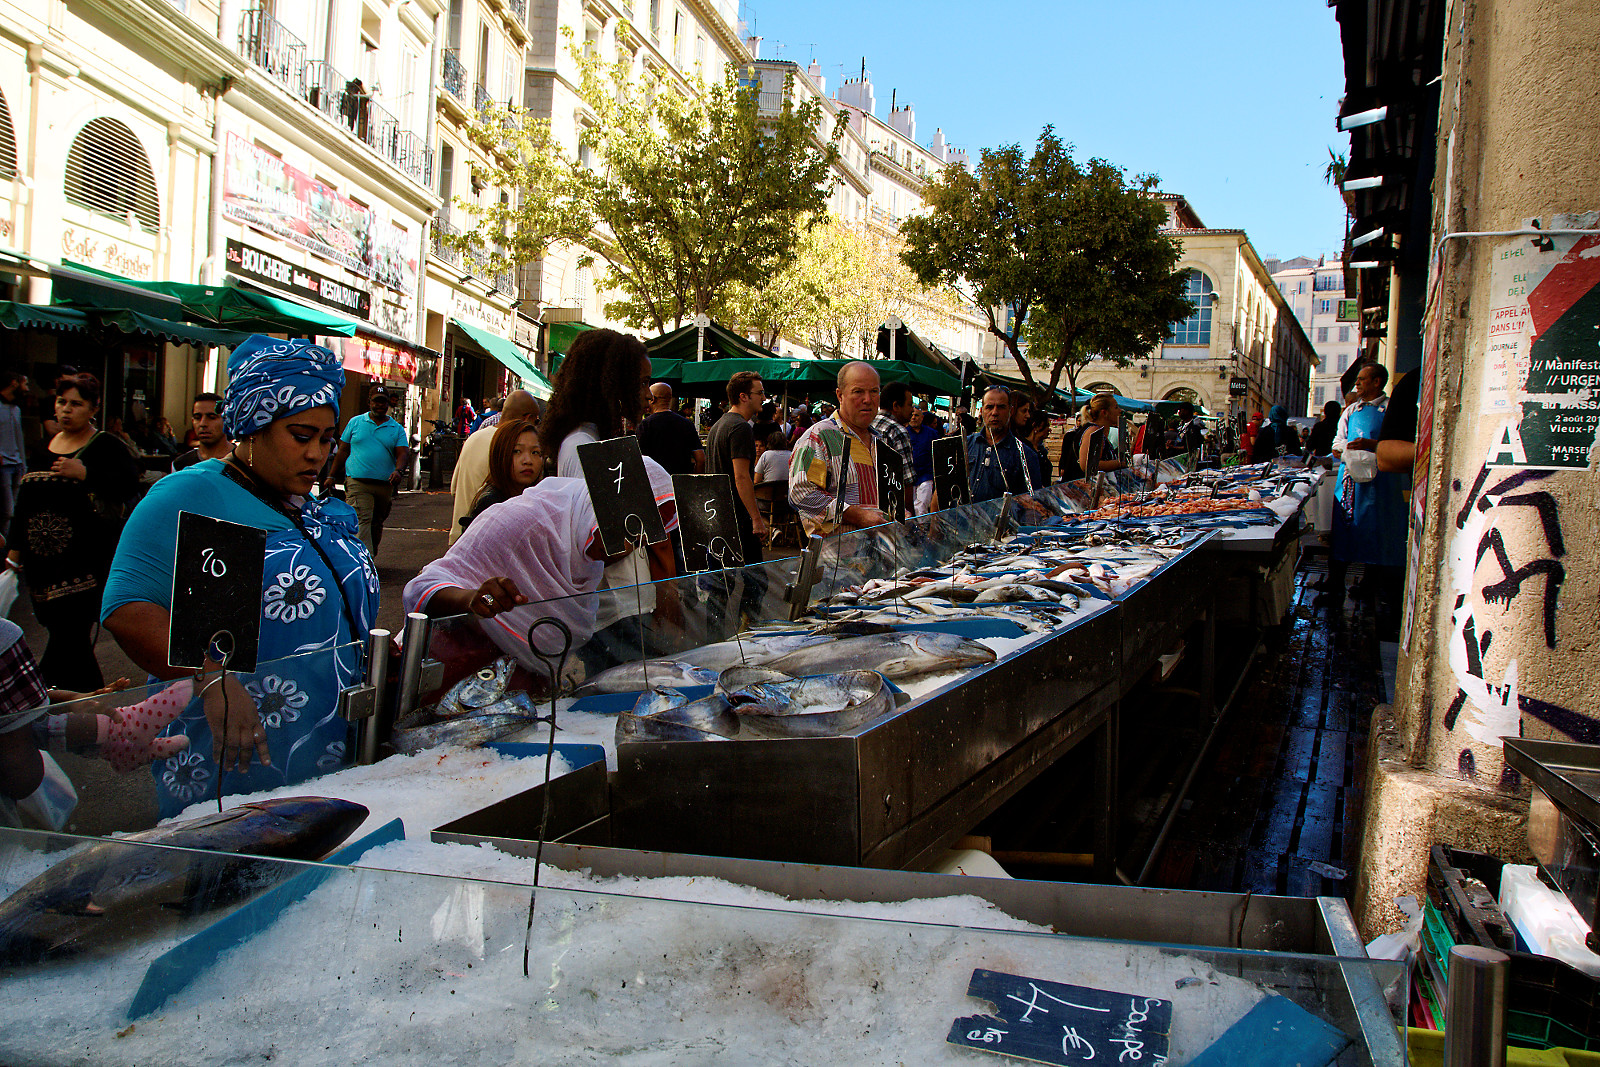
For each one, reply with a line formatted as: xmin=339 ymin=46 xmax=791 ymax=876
xmin=63 ymin=118 xmax=160 ymax=233
xmin=0 ymin=89 xmax=16 ymax=181
xmin=1169 ymin=270 xmax=1213 ymax=345
xmin=1163 ymin=387 xmax=1201 ymax=406
xmin=1083 ymin=382 xmax=1121 ymax=395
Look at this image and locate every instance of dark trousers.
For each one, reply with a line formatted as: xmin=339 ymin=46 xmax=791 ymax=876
xmin=35 ymin=591 xmax=104 ymax=692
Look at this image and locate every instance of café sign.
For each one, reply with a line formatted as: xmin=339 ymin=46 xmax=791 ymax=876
xmin=225 ymin=239 xmax=370 ymax=318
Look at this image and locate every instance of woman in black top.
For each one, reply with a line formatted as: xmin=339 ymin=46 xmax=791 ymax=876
xmin=6 ymin=373 xmax=140 ymax=689
xmin=1307 ymin=400 xmax=1343 ymax=458
xmin=1059 ymin=394 xmax=1125 ymax=481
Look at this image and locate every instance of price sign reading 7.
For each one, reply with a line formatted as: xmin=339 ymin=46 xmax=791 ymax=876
xmin=577 ymin=436 xmax=668 ymax=557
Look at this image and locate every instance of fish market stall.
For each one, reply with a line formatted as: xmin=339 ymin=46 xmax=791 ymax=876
xmin=0 ymin=818 xmax=1407 ymax=1065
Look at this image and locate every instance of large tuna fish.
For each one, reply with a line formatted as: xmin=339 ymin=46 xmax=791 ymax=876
xmin=0 ymin=796 xmax=368 ymax=967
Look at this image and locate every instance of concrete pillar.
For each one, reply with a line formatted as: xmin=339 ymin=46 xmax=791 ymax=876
xmin=1356 ymin=0 xmax=1600 ymax=935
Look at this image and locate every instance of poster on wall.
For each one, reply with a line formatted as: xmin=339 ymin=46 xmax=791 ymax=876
xmin=1480 ymin=222 xmax=1600 ymax=467
xmin=368 ymin=210 xmax=419 ymax=297
xmin=223 ymin=134 xmax=370 ymax=278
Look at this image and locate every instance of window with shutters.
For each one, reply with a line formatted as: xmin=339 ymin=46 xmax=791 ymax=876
xmin=63 ymin=118 xmax=160 ymax=233
xmin=0 ymin=89 xmax=15 ymax=181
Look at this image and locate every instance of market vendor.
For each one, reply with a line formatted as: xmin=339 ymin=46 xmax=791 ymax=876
xmin=402 ymin=461 xmax=677 ymax=684
xmin=1323 ymin=361 xmax=1405 ymax=601
xmin=966 ymin=387 xmax=1047 ymax=518
xmin=102 ymin=336 xmax=379 ymax=818
xmin=788 ymin=361 xmax=888 ymax=536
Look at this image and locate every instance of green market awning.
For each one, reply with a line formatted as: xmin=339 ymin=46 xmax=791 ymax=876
xmin=451 ymin=318 xmax=551 ymax=398
xmin=875 ymin=323 xmax=966 ymax=380
xmin=54 ymin=261 xmax=359 ymax=337
xmin=0 ymin=301 xmax=90 ymax=333
xmin=644 ymin=321 xmax=777 ymax=362
xmin=101 ymin=310 xmax=253 ymax=347
xmin=547 ymin=320 xmax=594 ymax=356
xmin=658 ymin=357 xmax=962 ymax=400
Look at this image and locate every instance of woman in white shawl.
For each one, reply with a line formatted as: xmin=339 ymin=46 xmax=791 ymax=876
xmin=403 ymin=461 xmax=677 ymax=684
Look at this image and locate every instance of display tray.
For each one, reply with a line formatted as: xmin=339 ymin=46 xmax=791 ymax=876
xmin=1503 ymin=738 xmax=1600 ymax=950
xmin=0 ymin=825 xmax=1406 ymax=1066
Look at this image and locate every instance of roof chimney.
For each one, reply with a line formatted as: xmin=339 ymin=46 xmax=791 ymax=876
xmin=807 ymin=60 xmax=824 ymax=95
xmin=745 ymin=35 xmax=761 ymax=58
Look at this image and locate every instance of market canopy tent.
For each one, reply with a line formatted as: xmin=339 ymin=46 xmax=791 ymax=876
xmin=875 ymin=322 xmax=967 ymax=380
xmin=547 ymin=320 xmax=594 ymax=357
xmin=657 ymin=357 xmax=962 ymax=400
xmin=645 ymin=320 xmax=778 ymax=363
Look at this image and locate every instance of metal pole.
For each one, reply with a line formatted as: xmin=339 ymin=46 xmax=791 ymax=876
xmin=360 ymin=628 xmax=391 ymax=765
xmin=1444 ymin=945 xmax=1509 ymax=1067
xmin=395 ymin=611 xmax=431 ymax=723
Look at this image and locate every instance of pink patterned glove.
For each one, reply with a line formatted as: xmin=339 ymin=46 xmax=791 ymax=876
xmin=100 ymin=679 xmax=194 ymax=773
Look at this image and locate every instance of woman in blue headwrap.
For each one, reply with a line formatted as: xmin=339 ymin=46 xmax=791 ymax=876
xmin=102 ymin=337 xmax=378 ymax=817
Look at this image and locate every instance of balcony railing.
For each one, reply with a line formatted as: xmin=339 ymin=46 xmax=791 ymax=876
xmin=506 ymin=0 xmax=527 ymax=19
xmin=238 ymin=8 xmax=306 ymax=94
xmin=236 ymin=9 xmax=432 ymax=188
xmin=431 ymin=215 xmax=463 ymax=268
xmin=442 ymin=49 xmax=466 ymax=100
xmin=491 ymin=270 xmax=514 ymax=296
xmin=474 ymin=83 xmax=494 ymax=113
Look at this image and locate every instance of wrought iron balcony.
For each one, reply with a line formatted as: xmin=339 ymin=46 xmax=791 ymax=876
xmin=442 ymin=49 xmax=467 ymax=100
xmin=492 ymin=270 xmax=515 ymax=296
xmin=238 ymin=7 xmax=305 ymax=93
xmin=431 ymin=214 xmax=464 ymax=268
xmin=474 ymin=83 xmax=494 ymax=113
xmin=506 ymin=0 xmax=527 ymax=19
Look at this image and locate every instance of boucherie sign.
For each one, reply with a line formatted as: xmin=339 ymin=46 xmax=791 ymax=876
xmin=225 ymin=239 xmax=371 ymax=319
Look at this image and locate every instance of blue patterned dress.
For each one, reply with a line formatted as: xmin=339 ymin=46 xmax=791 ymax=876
xmin=102 ymin=461 xmax=379 ymax=817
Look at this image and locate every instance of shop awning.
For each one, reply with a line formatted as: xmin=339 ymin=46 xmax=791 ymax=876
xmin=0 ymin=301 xmax=90 ymax=333
xmin=101 ymin=310 xmax=253 ymax=347
xmin=451 ymin=318 xmax=552 ymax=398
xmin=52 ymin=261 xmax=360 ymax=337
xmin=645 ymin=320 xmax=777 ymax=362
xmin=547 ymin=320 xmax=594 ymax=356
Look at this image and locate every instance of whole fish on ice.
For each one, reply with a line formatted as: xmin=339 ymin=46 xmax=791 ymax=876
xmin=577 ymin=633 xmax=839 ymax=693
xmin=763 ymin=631 xmax=995 ymax=680
xmin=0 ymin=797 xmax=369 ymax=967
xmin=717 ymin=668 xmax=893 ymax=737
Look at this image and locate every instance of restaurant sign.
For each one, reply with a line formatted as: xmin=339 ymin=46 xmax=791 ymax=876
xmin=226 ymin=239 xmax=370 ymax=319
xmin=339 ymin=335 xmax=417 ymax=385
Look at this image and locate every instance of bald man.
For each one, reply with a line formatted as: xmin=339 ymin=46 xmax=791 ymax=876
xmin=789 ymin=360 xmax=888 ymax=535
xmin=638 ymin=381 xmax=704 ymax=476
xmin=449 ymin=389 xmax=541 ymax=544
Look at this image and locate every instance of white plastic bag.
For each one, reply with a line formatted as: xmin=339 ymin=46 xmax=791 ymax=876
xmin=1365 ymin=895 xmax=1423 ymax=960
xmin=0 ymin=568 xmax=16 ymax=618
xmin=1344 ymin=447 xmax=1378 ymax=484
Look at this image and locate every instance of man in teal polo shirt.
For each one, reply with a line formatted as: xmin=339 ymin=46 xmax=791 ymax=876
xmin=324 ymin=384 xmax=410 ymax=554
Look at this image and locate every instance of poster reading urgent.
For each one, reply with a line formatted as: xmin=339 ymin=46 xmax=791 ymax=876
xmin=1481 ymin=225 xmax=1600 ymax=467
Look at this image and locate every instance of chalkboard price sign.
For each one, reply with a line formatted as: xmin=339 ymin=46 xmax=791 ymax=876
xmin=168 ymin=511 xmax=267 ymax=672
xmin=577 ymin=436 xmax=669 ymax=556
xmin=946 ymin=968 xmax=1172 ymax=1066
xmin=931 ymin=436 xmax=971 ymax=509
xmin=876 ymin=447 xmax=908 ymax=523
xmin=672 ymin=473 xmax=743 ymax=573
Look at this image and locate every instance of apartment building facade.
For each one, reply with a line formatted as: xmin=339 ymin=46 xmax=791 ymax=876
xmin=1270 ymin=255 xmax=1359 ymax=410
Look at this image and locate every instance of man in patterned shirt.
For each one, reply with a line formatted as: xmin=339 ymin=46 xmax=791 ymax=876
xmin=789 ymin=361 xmax=888 ymax=536
xmin=870 ymin=380 xmax=915 ymax=518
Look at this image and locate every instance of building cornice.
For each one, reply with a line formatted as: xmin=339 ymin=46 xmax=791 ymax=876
xmin=680 ymin=0 xmax=751 ymax=65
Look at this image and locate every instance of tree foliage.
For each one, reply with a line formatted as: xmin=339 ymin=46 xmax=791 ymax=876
xmin=900 ymin=127 xmax=1193 ymax=405
xmin=571 ymin=41 xmax=844 ymax=332
xmin=441 ymin=103 xmax=593 ymax=281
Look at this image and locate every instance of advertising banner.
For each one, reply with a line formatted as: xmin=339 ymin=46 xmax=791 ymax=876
xmin=226 ymin=239 xmax=370 ymax=318
xmin=339 ymin=335 xmax=418 ymax=385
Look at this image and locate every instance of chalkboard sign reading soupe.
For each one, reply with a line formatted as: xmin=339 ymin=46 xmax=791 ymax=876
xmin=932 ymin=436 xmax=971 ymax=509
xmin=577 ymin=436 xmax=669 ymax=557
xmin=947 ymin=969 xmax=1172 ymax=1066
xmin=672 ymin=474 xmax=743 ymax=573
xmin=168 ymin=512 xmax=267 ymax=673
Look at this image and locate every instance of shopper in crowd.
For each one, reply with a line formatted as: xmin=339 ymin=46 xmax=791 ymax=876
xmin=1322 ymin=361 xmax=1405 ymax=600
xmin=474 ymin=397 xmax=502 ymax=432
xmin=753 ymin=429 xmax=791 ymax=486
xmin=790 ymin=361 xmax=887 ymax=536
xmin=454 ymin=396 xmax=476 ymax=436
xmin=449 ymin=390 xmax=540 ymax=545
xmin=1176 ymin=403 xmax=1206 ymax=456
xmin=787 ymin=407 xmax=813 ymax=446
xmin=462 ymin=416 xmax=544 ymax=528
xmin=102 ymin=336 xmax=378 ymax=817
xmin=869 ymin=380 xmax=916 ymax=517
xmin=1010 ymin=392 xmax=1035 ymax=439
xmin=1025 ymin=411 xmax=1052 ymax=458
xmin=324 ymin=384 xmax=410 ymax=554
xmin=638 ymin=381 xmax=705 ymax=477
xmin=543 ymin=328 xmax=679 ymax=648
xmin=749 ymin=401 xmax=780 ymax=449
xmin=0 ymin=371 xmax=27 ymax=537
xmin=1306 ymin=400 xmax=1343 ymax=459
xmin=404 ymin=459 xmax=676 ymax=687
xmin=966 ymin=386 xmax=1047 ymax=517
xmin=172 ymin=392 xmax=233 ymax=472
xmin=1059 ymin=393 xmax=1124 ymax=481
xmin=1251 ymin=405 xmax=1294 ymax=463
xmin=1377 ymin=369 xmax=1419 ymax=475
xmin=6 ymin=373 xmax=140 ymax=691
xmin=905 ymin=406 xmax=938 ymax=515
xmin=707 ymin=371 xmax=771 ymax=559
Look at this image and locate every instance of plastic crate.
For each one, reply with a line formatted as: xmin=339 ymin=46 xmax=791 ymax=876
xmin=1425 ymin=846 xmax=1600 ymax=1052
xmin=1405 ymin=1028 xmax=1600 ymax=1066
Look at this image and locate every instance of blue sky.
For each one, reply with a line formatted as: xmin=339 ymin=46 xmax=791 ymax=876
xmin=739 ymin=0 xmax=1349 ymax=263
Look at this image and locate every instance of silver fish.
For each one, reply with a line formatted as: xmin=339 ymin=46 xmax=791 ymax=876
xmin=391 ymin=698 xmax=540 ymax=755
xmin=440 ymin=657 xmax=516 ymax=716
xmin=763 ymin=631 xmax=996 ymax=680
xmin=973 ymin=585 xmax=1061 ymax=604
xmin=0 ymin=797 xmax=369 ymax=966
xmin=578 ymin=633 xmax=838 ymax=693
xmin=617 ymin=688 xmax=738 ymax=742
xmin=720 ymin=668 xmax=893 ymax=738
